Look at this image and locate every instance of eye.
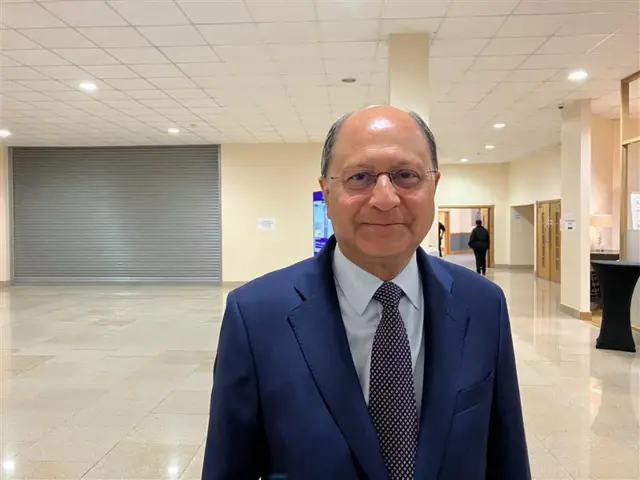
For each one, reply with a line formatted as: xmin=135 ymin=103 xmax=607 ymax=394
xmin=347 ymin=172 xmax=369 ymax=182
xmin=396 ymin=169 xmax=419 ymax=179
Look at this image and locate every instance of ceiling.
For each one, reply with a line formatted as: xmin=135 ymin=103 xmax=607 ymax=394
xmin=0 ymin=0 xmax=639 ymax=164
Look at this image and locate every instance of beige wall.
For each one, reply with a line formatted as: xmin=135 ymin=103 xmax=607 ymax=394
xmin=442 ymin=208 xmax=475 ymax=233
xmin=508 ymin=145 xmax=561 ymax=206
xmin=0 ymin=144 xmax=10 ymax=283
xmin=221 ymin=143 xmax=322 ymax=283
xmin=220 ymin=144 xmax=511 ymax=282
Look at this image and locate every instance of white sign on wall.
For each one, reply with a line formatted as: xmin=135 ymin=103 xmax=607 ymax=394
xmin=563 ymin=213 xmax=576 ymax=231
xmin=258 ymin=218 xmax=276 ymax=231
xmin=631 ymin=192 xmax=640 ymax=230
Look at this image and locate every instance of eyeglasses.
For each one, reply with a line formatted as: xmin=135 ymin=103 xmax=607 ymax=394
xmin=330 ymin=169 xmax=437 ymax=193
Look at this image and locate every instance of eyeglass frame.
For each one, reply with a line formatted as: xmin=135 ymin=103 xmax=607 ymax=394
xmin=328 ymin=168 xmax=439 ymax=193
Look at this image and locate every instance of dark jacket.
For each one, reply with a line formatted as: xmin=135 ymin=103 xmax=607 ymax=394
xmin=469 ymin=226 xmax=490 ymax=251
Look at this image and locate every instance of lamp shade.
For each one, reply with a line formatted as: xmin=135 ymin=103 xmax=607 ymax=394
xmin=591 ymin=214 xmax=613 ymax=228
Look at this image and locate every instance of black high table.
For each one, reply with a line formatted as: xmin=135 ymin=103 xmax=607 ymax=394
xmin=591 ymin=260 xmax=640 ymax=353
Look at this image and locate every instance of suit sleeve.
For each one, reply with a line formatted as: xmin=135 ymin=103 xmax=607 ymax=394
xmin=202 ymin=291 xmax=266 ymax=480
xmin=486 ymin=292 xmax=532 ymax=479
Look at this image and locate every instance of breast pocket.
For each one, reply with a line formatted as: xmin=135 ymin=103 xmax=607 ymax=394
xmin=454 ymin=371 xmax=494 ymax=415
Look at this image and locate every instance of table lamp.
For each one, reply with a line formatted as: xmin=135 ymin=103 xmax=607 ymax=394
xmin=591 ymin=214 xmax=612 ymax=251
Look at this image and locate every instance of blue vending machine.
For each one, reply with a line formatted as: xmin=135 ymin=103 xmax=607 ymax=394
xmin=313 ymin=191 xmax=334 ymax=255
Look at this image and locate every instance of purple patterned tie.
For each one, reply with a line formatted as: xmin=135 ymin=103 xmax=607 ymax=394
xmin=369 ymin=281 xmax=419 ymax=480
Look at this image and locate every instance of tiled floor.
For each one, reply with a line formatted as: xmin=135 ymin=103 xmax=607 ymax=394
xmin=1 ymin=269 xmax=639 ymax=479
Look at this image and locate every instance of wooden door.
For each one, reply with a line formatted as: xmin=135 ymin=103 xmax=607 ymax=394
xmin=479 ymin=207 xmax=494 ymax=268
xmin=549 ymin=201 xmax=561 ymax=283
xmin=536 ymin=202 xmax=551 ymax=280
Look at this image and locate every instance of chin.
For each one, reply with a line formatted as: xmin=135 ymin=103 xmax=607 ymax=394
xmin=356 ymin=234 xmax=412 ymax=259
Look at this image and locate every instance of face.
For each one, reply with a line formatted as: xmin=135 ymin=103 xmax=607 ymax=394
xmin=319 ymin=108 xmax=440 ymax=265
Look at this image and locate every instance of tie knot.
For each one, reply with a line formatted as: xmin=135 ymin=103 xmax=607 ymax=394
xmin=373 ymin=281 xmax=404 ymax=309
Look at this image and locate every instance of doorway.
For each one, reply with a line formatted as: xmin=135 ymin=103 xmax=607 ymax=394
xmin=438 ymin=205 xmax=495 ymax=269
xmin=536 ymin=200 xmax=561 ymax=283
xmin=437 ymin=210 xmax=450 ymax=256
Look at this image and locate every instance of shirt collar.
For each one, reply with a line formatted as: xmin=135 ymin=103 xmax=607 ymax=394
xmin=333 ymin=244 xmax=421 ymax=316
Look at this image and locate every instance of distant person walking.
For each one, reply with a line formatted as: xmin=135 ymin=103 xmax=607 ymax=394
xmin=468 ymin=219 xmax=490 ymax=275
xmin=438 ymin=221 xmax=446 ymax=257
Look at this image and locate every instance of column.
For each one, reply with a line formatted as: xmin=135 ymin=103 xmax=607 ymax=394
xmin=387 ymin=33 xmax=437 ymax=252
xmin=560 ymin=100 xmax=592 ymax=317
xmin=0 ymin=143 xmax=10 ymax=283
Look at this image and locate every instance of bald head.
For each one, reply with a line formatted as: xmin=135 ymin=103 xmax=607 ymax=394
xmin=320 ymin=106 xmax=438 ymax=178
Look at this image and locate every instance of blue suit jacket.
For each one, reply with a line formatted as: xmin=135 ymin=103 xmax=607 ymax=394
xmin=202 ymin=237 xmax=531 ymax=480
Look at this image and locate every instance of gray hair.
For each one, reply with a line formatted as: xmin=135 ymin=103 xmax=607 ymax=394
xmin=320 ymin=109 xmax=439 ymax=178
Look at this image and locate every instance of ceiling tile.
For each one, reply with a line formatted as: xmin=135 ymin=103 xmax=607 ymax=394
xmin=537 ymin=34 xmax=610 ymax=55
xmin=196 ymin=23 xmax=261 ymax=45
xmin=3 ymin=49 xmax=69 ymax=66
xmin=110 ymin=1 xmax=189 ymax=26
xmin=18 ymin=79 xmax=72 ymax=91
xmin=35 ymin=65 xmax=91 ymax=80
xmin=555 ymin=13 xmax=631 ymax=36
xmin=127 ymin=64 xmax=184 ymax=78
xmin=461 ymin=70 xmax=511 ymax=83
xmin=316 ymin=0 xmax=383 ymax=20
xmin=177 ymin=1 xmax=252 ymax=24
xmin=107 ymin=48 xmax=169 ymax=64
xmin=321 ymin=41 xmax=377 ymax=59
xmin=1 ymin=30 xmax=42 ymax=50
xmin=430 ymin=38 xmax=489 ymax=57
xmin=268 ymin=43 xmax=321 ymax=61
xmin=167 ymin=89 xmax=210 ymax=100
xmin=161 ymin=46 xmax=220 ymax=63
xmin=53 ymin=48 xmax=120 ymax=66
xmin=106 ymin=78 xmax=155 ymax=90
xmin=447 ymin=0 xmax=519 ymax=16
xmin=514 ymin=0 xmax=638 ymax=15
xmin=483 ymin=37 xmax=548 ymax=55
xmin=259 ymin=22 xmax=320 ymax=43
xmin=78 ymin=27 xmax=151 ymax=48
xmin=246 ymin=0 xmax=315 ymax=22
xmin=318 ymin=20 xmax=379 ymax=42
xmin=20 ymin=28 xmax=96 ymax=49
xmin=1 ymin=3 xmax=65 ymax=28
xmin=148 ymin=77 xmax=198 ymax=89
xmin=177 ymin=63 xmax=232 ymax=77
xmin=437 ymin=16 xmax=506 ymax=39
xmin=497 ymin=14 xmax=567 ymax=37
xmin=138 ymin=26 xmax=207 ymax=47
xmin=505 ymin=69 xmax=558 ymax=82
xmin=82 ymin=65 xmax=139 ymax=79
xmin=470 ymin=55 xmax=527 ymax=70
xmin=380 ymin=18 xmax=442 ymax=36
xmin=128 ymin=89 xmax=169 ymax=100
xmin=0 ymin=80 xmax=33 ymax=92
xmin=43 ymin=1 xmax=127 ymax=27
xmin=519 ymin=53 xmax=585 ymax=69
xmin=383 ymin=0 xmax=449 ymax=18
xmin=214 ymin=45 xmax=270 ymax=62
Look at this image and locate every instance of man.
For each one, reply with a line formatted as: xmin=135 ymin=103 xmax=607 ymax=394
xmin=468 ymin=219 xmax=491 ymax=276
xmin=438 ymin=220 xmax=446 ymax=257
xmin=202 ymin=106 xmax=530 ymax=480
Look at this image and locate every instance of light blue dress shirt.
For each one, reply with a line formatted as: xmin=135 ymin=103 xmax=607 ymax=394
xmin=333 ymin=245 xmax=425 ymax=417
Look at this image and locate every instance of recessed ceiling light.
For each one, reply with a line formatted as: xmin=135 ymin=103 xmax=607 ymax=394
xmin=568 ymin=70 xmax=588 ymax=81
xmin=485 ymin=144 xmax=495 ymax=150
xmin=167 ymin=127 xmax=180 ymax=134
xmin=460 ymin=158 xmax=469 ymax=163
xmin=493 ymin=123 xmax=506 ymax=129
xmin=79 ymin=81 xmax=97 ymax=92
xmin=0 ymin=129 xmax=12 ymax=138
xmin=341 ymin=77 xmax=357 ymax=84
xmin=2 ymin=460 xmax=16 ymax=472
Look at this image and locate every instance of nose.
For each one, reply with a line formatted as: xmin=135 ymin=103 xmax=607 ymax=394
xmin=369 ymin=173 xmax=400 ymax=211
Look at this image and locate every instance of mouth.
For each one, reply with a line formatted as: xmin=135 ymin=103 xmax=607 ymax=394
xmin=361 ymin=223 xmax=405 ymax=227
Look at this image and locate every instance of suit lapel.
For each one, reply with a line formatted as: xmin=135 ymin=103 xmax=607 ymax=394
xmin=415 ymin=250 xmax=469 ymax=479
xmin=288 ymin=237 xmax=388 ymax=480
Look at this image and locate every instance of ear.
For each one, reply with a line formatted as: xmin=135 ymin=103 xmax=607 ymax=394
xmin=318 ymin=176 xmax=332 ymax=218
xmin=433 ymin=171 xmax=441 ymax=191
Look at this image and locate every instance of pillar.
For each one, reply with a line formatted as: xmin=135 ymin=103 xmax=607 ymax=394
xmin=0 ymin=143 xmax=10 ymax=284
xmin=560 ymin=100 xmax=592 ymax=318
xmin=387 ymin=33 xmax=437 ymax=252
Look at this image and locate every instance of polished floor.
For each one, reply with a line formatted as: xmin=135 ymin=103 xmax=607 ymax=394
xmin=1 ymin=266 xmax=639 ymax=479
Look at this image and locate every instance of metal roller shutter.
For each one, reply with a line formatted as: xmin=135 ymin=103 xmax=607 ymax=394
xmin=11 ymin=145 xmax=221 ymax=283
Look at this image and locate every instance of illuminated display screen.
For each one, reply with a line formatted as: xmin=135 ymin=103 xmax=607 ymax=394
xmin=313 ymin=191 xmax=333 ymax=255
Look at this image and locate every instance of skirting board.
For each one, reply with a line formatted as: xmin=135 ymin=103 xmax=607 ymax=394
xmin=493 ymin=264 xmax=534 ymax=271
xmin=560 ymin=303 xmax=592 ymax=321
